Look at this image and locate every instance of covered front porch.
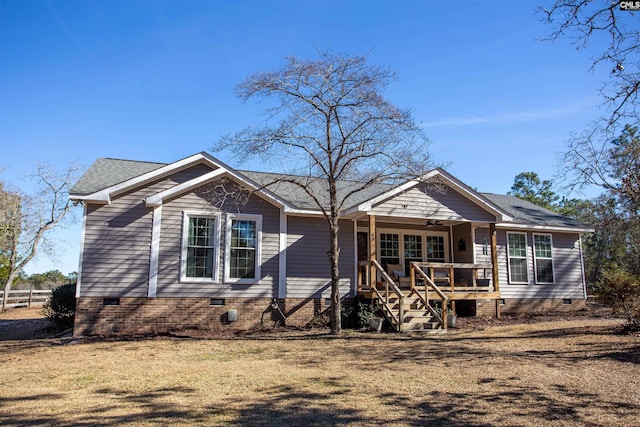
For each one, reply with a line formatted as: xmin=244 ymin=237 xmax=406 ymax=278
xmin=354 ymin=214 xmax=502 ymax=331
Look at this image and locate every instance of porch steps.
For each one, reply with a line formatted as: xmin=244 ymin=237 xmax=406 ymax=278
xmin=382 ymin=290 xmax=444 ymax=332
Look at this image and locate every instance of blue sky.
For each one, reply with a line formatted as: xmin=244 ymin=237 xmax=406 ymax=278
xmin=0 ymin=0 xmax=612 ymax=275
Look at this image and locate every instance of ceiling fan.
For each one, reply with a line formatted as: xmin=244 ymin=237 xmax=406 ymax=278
xmin=426 ymin=219 xmax=443 ymax=226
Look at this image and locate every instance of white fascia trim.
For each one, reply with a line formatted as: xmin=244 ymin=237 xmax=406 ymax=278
xmin=495 ymin=223 xmax=594 ymax=233
xmin=68 ymin=195 xmax=110 ymax=204
xmin=145 ymin=168 xmax=226 ymax=207
xmin=75 ymin=203 xmax=88 ymax=298
xmin=283 ymin=207 xmax=324 ymax=216
xmin=278 ymin=211 xmax=287 ymax=298
xmin=148 ymin=205 xmax=162 ymax=297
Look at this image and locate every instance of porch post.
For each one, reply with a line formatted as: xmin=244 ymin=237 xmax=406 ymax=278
xmin=369 ymin=214 xmax=376 ymax=288
xmin=490 ymin=223 xmax=501 ymax=318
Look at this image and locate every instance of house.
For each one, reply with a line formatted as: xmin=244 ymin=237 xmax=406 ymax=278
xmin=69 ymin=152 xmax=592 ymax=336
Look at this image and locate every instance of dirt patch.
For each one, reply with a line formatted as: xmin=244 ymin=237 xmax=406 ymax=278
xmin=455 ymin=301 xmax=617 ymax=331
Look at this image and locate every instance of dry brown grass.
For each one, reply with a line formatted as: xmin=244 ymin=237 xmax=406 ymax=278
xmin=0 ymin=316 xmax=638 ymax=426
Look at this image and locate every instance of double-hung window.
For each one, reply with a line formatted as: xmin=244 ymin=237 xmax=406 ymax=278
xmin=426 ymin=235 xmax=446 ymax=262
xmin=182 ymin=212 xmax=220 ymax=281
xmin=225 ymin=214 xmax=262 ymax=283
xmin=533 ymin=234 xmax=554 ymax=284
xmin=379 ymin=233 xmax=400 ymax=270
xmin=507 ymin=232 xmax=528 ymax=284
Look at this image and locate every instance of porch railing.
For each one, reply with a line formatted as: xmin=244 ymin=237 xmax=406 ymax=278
xmin=413 ymin=262 xmax=494 ymax=292
xmin=369 ymin=260 xmax=405 ymax=332
xmin=410 ymin=262 xmax=448 ymax=328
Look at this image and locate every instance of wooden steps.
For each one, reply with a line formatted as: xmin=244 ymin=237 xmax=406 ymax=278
xmin=380 ymin=289 xmax=445 ymax=332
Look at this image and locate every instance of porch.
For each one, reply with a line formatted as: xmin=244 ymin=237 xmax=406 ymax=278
xmin=354 ymin=215 xmax=502 ymax=332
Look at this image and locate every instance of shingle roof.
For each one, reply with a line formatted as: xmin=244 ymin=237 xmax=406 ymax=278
xmin=240 ymin=170 xmax=392 ymax=210
xmin=70 ymin=157 xmax=587 ymax=230
xmin=481 ymin=193 xmax=586 ymax=229
xmin=70 ymin=158 xmax=165 ymax=196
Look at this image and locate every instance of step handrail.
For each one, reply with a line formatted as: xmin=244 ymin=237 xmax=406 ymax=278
xmin=410 ymin=262 xmax=449 ymax=328
xmin=370 ymin=259 xmax=405 ymax=332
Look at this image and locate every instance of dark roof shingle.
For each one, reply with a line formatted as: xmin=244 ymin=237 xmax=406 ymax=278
xmin=71 ymin=157 xmax=587 ymax=230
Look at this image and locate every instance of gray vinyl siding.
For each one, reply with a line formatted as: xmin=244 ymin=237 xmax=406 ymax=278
xmin=497 ymin=230 xmax=585 ymax=299
xmin=79 ymin=163 xmax=216 ymax=297
xmin=474 ymin=227 xmax=492 ymax=266
xmin=156 ymin=188 xmax=281 ymax=298
xmin=370 ymin=183 xmax=496 ymax=222
xmin=286 ymin=217 xmax=355 ymax=298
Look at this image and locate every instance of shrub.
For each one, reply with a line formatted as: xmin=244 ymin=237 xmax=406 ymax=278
xmin=43 ymin=283 xmax=76 ymax=330
xmin=595 ymin=269 xmax=640 ymax=331
xmin=355 ymin=301 xmax=379 ymax=328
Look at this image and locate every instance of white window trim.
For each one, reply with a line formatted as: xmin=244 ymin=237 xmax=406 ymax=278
xmin=376 ymin=228 xmax=450 ymax=268
xmin=507 ymin=231 xmax=529 ymax=285
xmin=180 ymin=211 xmax=221 ymax=283
xmin=533 ymin=233 xmax=555 ymax=284
xmin=225 ymin=213 xmax=262 ymax=284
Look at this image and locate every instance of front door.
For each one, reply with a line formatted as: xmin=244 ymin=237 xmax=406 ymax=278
xmin=404 ymin=234 xmax=423 ymax=276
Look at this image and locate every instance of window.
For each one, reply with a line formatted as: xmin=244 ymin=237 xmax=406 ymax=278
xmin=182 ymin=212 xmax=220 ymax=281
xmin=507 ymin=232 xmax=528 ymax=284
xmin=379 ymin=233 xmax=400 ymax=269
xmin=426 ymin=235 xmax=446 ymax=262
xmin=225 ymin=214 xmax=262 ymax=283
xmin=404 ymin=235 xmax=423 ymax=275
xmin=533 ymin=234 xmax=554 ymax=284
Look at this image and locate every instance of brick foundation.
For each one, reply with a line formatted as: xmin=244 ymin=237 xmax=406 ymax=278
xmin=475 ymin=299 xmax=497 ymax=317
xmin=73 ymin=296 xmax=332 ymax=337
xmin=499 ymin=298 xmax=587 ymax=314
xmin=467 ymin=298 xmax=587 ymax=318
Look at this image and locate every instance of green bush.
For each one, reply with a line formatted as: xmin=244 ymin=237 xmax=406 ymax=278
xmin=356 ymin=301 xmax=378 ymax=328
xmin=43 ymin=283 xmax=76 ymax=330
xmin=595 ymin=269 xmax=640 ymax=331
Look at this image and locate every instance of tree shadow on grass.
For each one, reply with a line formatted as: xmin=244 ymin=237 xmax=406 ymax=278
xmin=223 ymin=384 xmax=364 ymax=426
xmin=0 ymin=387 xmax=202 ymax=427
xmin=378 ymin=380 xmax=639 ymax=426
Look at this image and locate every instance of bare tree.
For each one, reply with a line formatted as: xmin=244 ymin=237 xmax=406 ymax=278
xmin=1 ymin=164 xmax=78 ymax=310
xmin=213 ymin=52 xmax=434 ymax=334
xmin=540 ymin=1 xmax=640 ymax=127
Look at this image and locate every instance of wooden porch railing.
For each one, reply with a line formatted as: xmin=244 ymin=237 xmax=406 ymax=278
xmin=369 ymin=260 xmax=405 ymax=332
xmin=410 ymin=262 xmax=448 ymax=328
xmin=415 ymin=262 xmax=494 ymax=292
xmin=357 ymin=260 xmax=500 ymax=330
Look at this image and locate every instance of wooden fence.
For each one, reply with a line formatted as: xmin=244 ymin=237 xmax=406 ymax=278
xmin=1 ymin=289 xmax=52 ymax=309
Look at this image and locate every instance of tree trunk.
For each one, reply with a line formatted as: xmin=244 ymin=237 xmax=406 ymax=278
xmin=328 ymin=220 xmax=341 ymax=334
xmin=2 ymin=273 xmax=17 ymax=311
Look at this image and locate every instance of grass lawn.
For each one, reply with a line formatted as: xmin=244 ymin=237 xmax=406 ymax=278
xmin=0 ymin=313 xmax=638 ymax=426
